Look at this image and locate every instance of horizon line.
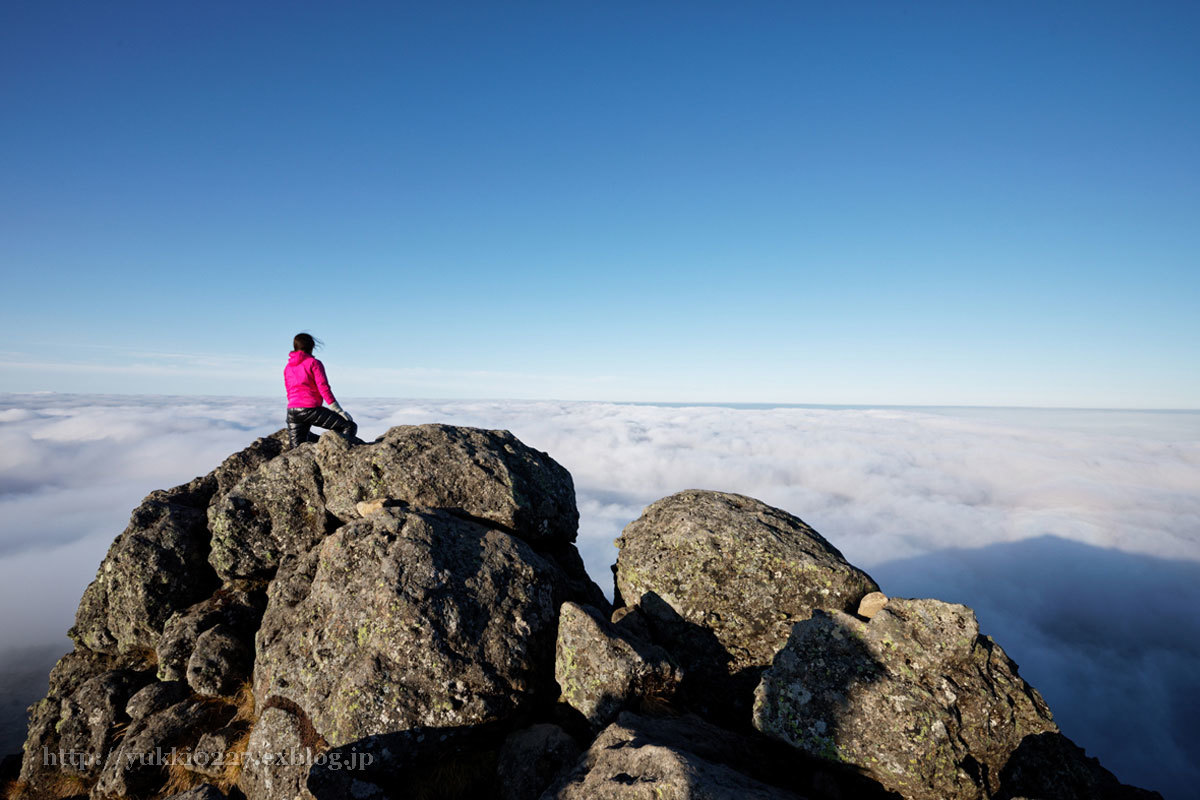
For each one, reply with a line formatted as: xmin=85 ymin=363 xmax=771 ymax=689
xmin=1 ymin=391 xmax=1197 ymax=414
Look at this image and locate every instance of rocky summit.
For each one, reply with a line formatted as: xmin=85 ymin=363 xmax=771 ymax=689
xmin=3 ymin=426 xmax=1160 ymax=800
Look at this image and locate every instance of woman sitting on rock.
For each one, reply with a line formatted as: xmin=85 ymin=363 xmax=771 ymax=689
xmin=284 ymin=332 xmax=358 ymax=448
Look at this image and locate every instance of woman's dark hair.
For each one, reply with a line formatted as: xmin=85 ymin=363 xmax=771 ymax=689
xmin=293 ymin=332 xmax=322 ymax=354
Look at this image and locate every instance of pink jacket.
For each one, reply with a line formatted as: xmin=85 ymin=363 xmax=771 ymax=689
xmin=284 ymin=351 xmax=337 ymax=407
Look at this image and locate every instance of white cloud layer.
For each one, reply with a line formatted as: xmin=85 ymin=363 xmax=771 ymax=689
xmin=1 ymin=394 xmax=1197 ymax=797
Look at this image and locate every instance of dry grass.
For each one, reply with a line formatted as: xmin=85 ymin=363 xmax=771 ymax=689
xmin=109 ymin=720 xmax=130 ymax=746
xmin=122 ymin=645 xmax=159 ymax=670
xmin=38 ymin=772 xmax=90 ymax=799
xmin=214 ymin=725 xmax=253 ymax=794
xmin=160 ymin=761 xmax=203 ymax=798
xmin=1 ymin=781 xmax=29 ymax=800
xmin=152 ymin=681 xmax=262 ymax=798
xmin=201 ymin=679 xmax=258 ymax=794
xmin=230 ymin=680 xmax=257 ymax=725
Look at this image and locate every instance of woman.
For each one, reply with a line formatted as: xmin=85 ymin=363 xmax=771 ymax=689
xmin=284 ymin=333 xmax=357 ymax=448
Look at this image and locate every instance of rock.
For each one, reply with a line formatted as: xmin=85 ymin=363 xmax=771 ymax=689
xmin=539 ymin=542 xmax=612 ymax=614
xmin=857 ymin=591 xmax=888 ymax=619
xmin=54 ymin=669 xmax=152 ymax=779
xmin=187 ymin=624 xmax=252 ymax=697
xmin=211 ymin=431 xmax=289 ymax=497
xmin=156 ymin=587 xmax=265 ymax=683
xmin=543 ymin=712 xmax=803 ymax=800
xmin=496 ymin=724 xmax=581 ymax=800
xmin=753 ymin=598 xmax=1063 ymax=800
xmin=16 ymin=426 xmax=1160 ymax=800
xmin=610 ymin=605 xmax=652 ymax=642
xmin=208 ymin=424 xmax=584 ymax=581
xmin=208 ymin=447 xmax=328 ymax=580
xmin=18 ymin=648 xmax=123 ymax=784
xmin=126 ymin=680 xmax=192 ymax=722
xmin=253 ymin=507 xmax=574 ymax=750
xmin=70 ymin=489 xmax=218 ymax=654
xmin=997 ymin=731 xmax=1165 ymax=800
xmin=67 ymin=432 xmax=287 ymax=657
xmin=164 ymin=784 xmax=229 ymax=800
xmin=554 ymin=602 xmax=681 ymax=728
xmin=94 ymin=698 xmax=233 ymax=798
xmin=315 ymin=424 xmax=579 ymax=546
xmin=355 ymin=498 xmax=390 ymax=516
xmin=190 ymin=725 xmax=243 ymax=780
xmin=614 ymin=491 xmax=879 ymax=714
xmin=238 ymin=706 xmax=316 ymax=800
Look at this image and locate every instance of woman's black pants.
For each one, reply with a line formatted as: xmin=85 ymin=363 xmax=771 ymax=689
xmin=287 ymin=406 xmax=357 ymax=448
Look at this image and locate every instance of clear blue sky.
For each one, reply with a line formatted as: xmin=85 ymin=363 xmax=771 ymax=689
xmin=2 ymin=1 xmax=1197 ymax=407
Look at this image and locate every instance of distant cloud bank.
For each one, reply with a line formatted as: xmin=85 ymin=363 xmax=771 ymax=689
xmin=1 ymin=395 xmax=1196 ymax=797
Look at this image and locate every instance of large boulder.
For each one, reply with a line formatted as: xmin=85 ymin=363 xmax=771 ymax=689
xmin=71 ymin=488 xmax=218 ymax=654
xmin=186 ymin=624 xmax=253 ymax=697
xmin=753 ymin=598 xmax=1090 ymax=800
xmin=53 ymin=669 xmax=152 ymax=780
xmin=208 ymin=447 xmax=328 ymax=580
xmin=18 ymin=648 xmax=123 ymax=784
xmin=208 ymin=424 xmax=583 ymax=580
xmin=156 ymin=586 xmax=265 ymax=683
xmin=93 ymin=697 xmax=234 ymax=798
xmin=315 ymin=424 xmax=579 ymax=545
xmin=237 ymin=706 xmax=316 ymax=800
xmin=614 ymin=491 xmax=878 ymax=715
xmin=554 ymin=602 xmax=681 ymax=729
xmin=252 ymin=507 xmax=574 ymax=750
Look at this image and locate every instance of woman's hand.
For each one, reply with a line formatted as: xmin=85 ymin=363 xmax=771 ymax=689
xmin=329 ymin=401 xmax=354 ymax=422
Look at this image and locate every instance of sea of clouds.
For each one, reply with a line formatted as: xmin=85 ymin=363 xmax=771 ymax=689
xmin=1 ymin=394 xmax=1197 ymax=797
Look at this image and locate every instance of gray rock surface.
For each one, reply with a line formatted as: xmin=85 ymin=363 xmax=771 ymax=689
xmin=614 ymin=491 xmax=878 ymax=716
xmin=554 ymin=602 xmax=681 ymax=728
xmin=496 ymin=724 xmax=582 ymax=800
xmin=126 ymin=680 xmax=192 ymax=721
xmin=238 ymin=706 xmax=316 ymax=800
xmin=69 ymin=433 xmax=286 ymax=654
xmin=55 ymin=669 xmax=151 ymax=779
xmin=315 ymin=423 xmax=579 ymax=545
xmin=94 ymin=698 xmax=233 ymax=798
xmin=164 ymin=784 xmax=229 ymax=800
xmin=753 ymin=598 xmax=1058 ymax=800
xmin=70 ymin=489 xmax=217 ymax=654
xmin=253 ymin=507 xmax=572 ymax=748
xmin=18 ymin=648 xmax=151 ymax=785
xmin=208 ymin=424 xmax=582 ymax=580
xmin=208 ymin=447 xmax=328 ymax=580
xmin=14 ymin=429 xmax=1160 ymax=800
xmin=190 ymin=725 xmax=242 ymax=781
xmin=187 ymin=624 xmax=252 ymax=697
xmin=542 ymin=712 xmax=802 ymax=800
xmin=210 ymin=431 xmax=289 ymax=497
xmin=156 ymin=586 xmax=265 ymax=683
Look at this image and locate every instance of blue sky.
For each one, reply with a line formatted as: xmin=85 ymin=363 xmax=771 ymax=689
xmin=2 ymin=1 xmax=1197 ymax=406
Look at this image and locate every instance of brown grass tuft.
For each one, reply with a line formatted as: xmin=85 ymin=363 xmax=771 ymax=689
xmin=109 ymin=720 xmax=130 ymax=746
xmin=160 ymin=760 xmax=203 ymax=798
xmin=40 ymin=771 xmax=91 ymax=799
xmin=231 ymin=680 xmax=257 ymax=725
xmin=1 ymin=780 xmax=29 ymax=800
xmin=215 ymin=725 xmax=253 ymax=794
xmin=122 ymin=645 xmax=159 ymax=670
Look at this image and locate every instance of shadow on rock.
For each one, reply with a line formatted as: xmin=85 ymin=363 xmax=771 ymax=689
xmin=997 ymin=732 xmax=1164 ymax=800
